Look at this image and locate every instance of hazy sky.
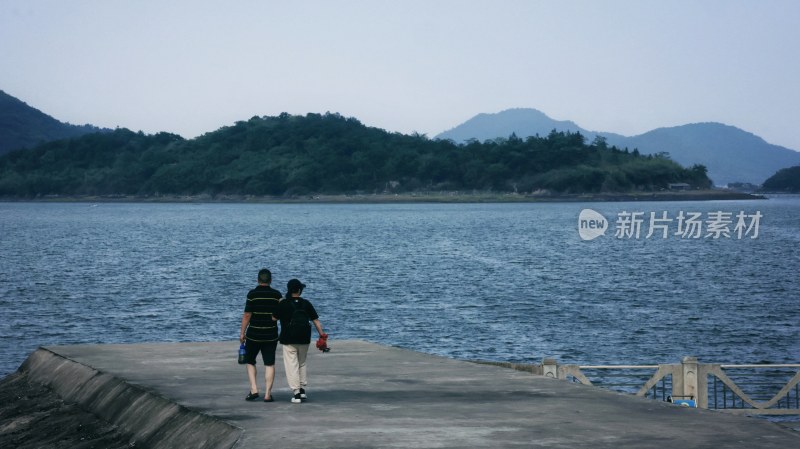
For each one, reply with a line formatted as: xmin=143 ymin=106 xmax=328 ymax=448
xmin=1 ymin=1 xmax=798 ymax=149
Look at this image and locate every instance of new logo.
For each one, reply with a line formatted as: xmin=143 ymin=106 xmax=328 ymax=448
xmin=578 ymin=209 xmax=608 ymax=241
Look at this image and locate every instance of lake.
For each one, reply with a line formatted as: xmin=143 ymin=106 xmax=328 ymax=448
xmin=1 ymin=198 xmax=798 ymax=379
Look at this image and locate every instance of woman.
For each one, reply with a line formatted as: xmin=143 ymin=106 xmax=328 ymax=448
xmin=273 ymin=278 xmax=327 ymax=403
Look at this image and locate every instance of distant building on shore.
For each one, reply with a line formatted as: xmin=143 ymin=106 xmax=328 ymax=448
xmin=668 ymin=183 xmax=691 ymax=191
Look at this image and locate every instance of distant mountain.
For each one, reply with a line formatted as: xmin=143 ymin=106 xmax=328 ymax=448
xmin=437 ymin=108 xmax=800 ymax=186
xmin=437 ymin=108 xmax=624 ymax=143
xmin=605 ymin=123 xmax=800 ymax=186
xmin=0 ymin=90 xmax=108 ymax=155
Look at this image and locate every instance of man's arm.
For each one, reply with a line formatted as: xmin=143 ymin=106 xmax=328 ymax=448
xmin=240 ymin=312 xmax=252 ymax=343
xmin=272 ymin=304 xmax=281 ymax=322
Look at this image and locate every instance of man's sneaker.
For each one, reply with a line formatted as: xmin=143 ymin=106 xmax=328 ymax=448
xmin=299 ymin=388 xmax=307 ymax=401
xmin=291 ymin=392 xmax=303 ymax=404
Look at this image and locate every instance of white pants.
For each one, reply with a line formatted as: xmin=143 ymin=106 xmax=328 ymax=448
xmin=282 ymin=344 xmax=309 ymax=392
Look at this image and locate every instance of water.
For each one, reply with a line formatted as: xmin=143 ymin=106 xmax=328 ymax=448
xmin=1 ymin=198 xmax=798 ymax=380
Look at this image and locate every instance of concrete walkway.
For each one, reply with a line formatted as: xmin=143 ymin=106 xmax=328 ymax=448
xmin=22 ymin=340 xmax=800 ymax=448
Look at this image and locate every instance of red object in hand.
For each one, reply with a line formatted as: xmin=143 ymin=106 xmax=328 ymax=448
xmin=316 ymin=334 xmax=330 ymax=352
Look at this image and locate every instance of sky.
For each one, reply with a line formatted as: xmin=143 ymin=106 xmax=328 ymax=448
xmin=1 ymin=0 xmax=799 ymax=150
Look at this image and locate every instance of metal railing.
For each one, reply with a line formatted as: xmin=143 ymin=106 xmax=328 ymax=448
xmin=707 ymin=364 xmax=800 ymax=415
xmin=540 ymin=357 xmax=800 ymax=415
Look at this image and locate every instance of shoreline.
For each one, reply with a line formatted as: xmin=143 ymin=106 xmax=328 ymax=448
xmin=0 ymin=190 xmax=768 ymax=204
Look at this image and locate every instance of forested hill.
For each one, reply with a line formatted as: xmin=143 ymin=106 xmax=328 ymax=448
xmin=0 ymin=112 xmax=711 ymax=197
xmin=0 ymin=90 xmax=107 ymax=155
xmin=762 ymin=166 xmax=800 ymax=192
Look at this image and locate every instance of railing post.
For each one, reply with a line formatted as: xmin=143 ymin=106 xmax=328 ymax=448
xmin=542 ymin=358 xmax=558 ymax=379
xmin=696 ymin=362 xmax=709 ymax=408
xmin=682 ymin=356 xmax=699 ymax=402
xmin=672 ymin=362 xmax=683 ymax=398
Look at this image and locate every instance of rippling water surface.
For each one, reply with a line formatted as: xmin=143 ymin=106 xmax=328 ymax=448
xmin=1 ymin=198 xmax=798 ymax=378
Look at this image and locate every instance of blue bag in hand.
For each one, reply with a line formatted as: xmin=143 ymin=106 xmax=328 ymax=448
xmin=238 ymin=343 xmax=247 ymax=364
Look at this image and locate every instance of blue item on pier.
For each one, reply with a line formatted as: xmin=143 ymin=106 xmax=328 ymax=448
xmin=667 ymin=395 xmax=697 ymax=408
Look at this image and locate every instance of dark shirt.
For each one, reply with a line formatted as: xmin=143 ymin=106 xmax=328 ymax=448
xmin=275 ymin=297 xmax=319 ymax=345
xmin=244 ymin=285 xmax=282 ymax=342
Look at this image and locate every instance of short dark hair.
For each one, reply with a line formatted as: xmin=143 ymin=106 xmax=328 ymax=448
xmin=258 ymin=269 xmax=272 ymax=284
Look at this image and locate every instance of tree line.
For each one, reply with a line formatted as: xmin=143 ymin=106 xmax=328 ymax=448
xmin=0 ymin=112 xmax=712 ymax=197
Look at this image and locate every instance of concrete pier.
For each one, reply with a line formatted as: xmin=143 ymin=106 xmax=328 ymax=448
xmin=12 ymin=340 xmax=800 ymax=448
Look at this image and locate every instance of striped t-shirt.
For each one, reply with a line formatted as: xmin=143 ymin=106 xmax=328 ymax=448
xmin=244 ymin=285 xmax=282 ymax=342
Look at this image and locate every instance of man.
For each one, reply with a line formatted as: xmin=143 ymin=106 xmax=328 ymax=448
xmin=240 ymin=268 xmax=282 ymax=402
xmin=274 ymin=278 xmax=326 ymax=403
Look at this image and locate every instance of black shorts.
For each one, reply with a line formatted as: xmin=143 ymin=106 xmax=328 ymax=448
xmin=244 ymin=339 xmax=278 ymax=366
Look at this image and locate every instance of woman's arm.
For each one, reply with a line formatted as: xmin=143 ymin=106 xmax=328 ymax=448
xmin=312 ymin=319 xmax=325 ymax=336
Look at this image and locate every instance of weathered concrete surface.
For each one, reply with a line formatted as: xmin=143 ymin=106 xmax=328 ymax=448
xmin=20 ymin=340 xmax=800 ymax=448
xmin=0 ymin=371 xmax=141 ymax=449
xmin=18 ymin=347 xmax=241 ymax=449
